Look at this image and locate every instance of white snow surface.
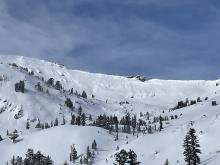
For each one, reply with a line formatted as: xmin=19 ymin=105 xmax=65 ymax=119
xmin=0 ymin=55 xmax=220 ymax=164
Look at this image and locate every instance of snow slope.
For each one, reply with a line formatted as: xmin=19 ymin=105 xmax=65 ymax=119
xmin=0 ymin=55 xmax=220 ymax=164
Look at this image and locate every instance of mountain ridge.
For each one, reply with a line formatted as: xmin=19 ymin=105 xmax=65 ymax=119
xmin=0 ymin=55 xmax=220 ymax=164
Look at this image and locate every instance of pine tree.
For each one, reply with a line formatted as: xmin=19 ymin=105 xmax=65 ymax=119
xmin=10 ymin=156 xmax=16 ymax=165
xmin=11 ymin=148 xmax=54 ymax=165
xmin=183 ymin=128 xmax=201 ymax=165
xmin=70 ymin=145 xmax=78 ymax=163
xmin=132 ymin=115 xmax=137 ymax=135
xmin=127 ymin=150 xmax=140 ymax=165
xmin=114 ymin=116 xmax=119 ymax=141
xmin=50 ymin=121 xmax=54 ymax=127
xmin=86 ymin=146 xmax=92 ymax=161
xmin=76 ymin=116 xmax=81 ymax=125
xmin=63 ymin=161 xmax=68 ymax=165
xmin=65 ymin=98 xmax=73 ymax=109
xmin=55 ymin=80 xmax=62 ymax=90
xmin=35 ymin=119 xmax=41 ymax=128
xmin=163 ymin=159 xmax=169 ymax=165
xmin=15 ymin=81 xmax=25 ymax=93
xmin=70 ymin=88 xmax=74 ymax=95
xmin=92 ymin=140 xmax=97 ymax=150
xmin=81 ymin=113 xmax=86 ymax=126
xmin=159 ymin=116 xmax=163 ymax=131
xmin=89 ymin=114 xmax=92 ymax=121
xmin=148 ymin=125 xmax=152 ymax=134
xmin=91 ymin=150 xmax=95 ymax=163
xmin=47 ymin=78 xmax=54 ymax=86
xmin=78 ymin=106 xmax=82 ymax=116
xmin=146 ymin=112 xmax=150 ymax=120
xmin=125 ymin=113 xmax=131 ymax=134
xmin=114 ymin=149 xmax=128 ymax=165
xmin=34 ymin=151 xmax=43 ymax=163
xmin=82 ymin=90 xmax=87 ymax=99
xmin=71 ymin=114 xmax=75 ymax=125
xmin=35 ymin=82 xmax=43 ymax=92
xmin=189 ymin=128 xmax=201 ymax=165
xmin=15 ymin=156 xmax=23 ymax=165
xmin=24 ymin=148 xmax=34 ymax=164
xmin=26 ymin=121 xmax=30 ymax=130
xmin=183 ymin=134 xmax=191 ymax=165
xmin=80 ymin=156 xmax=83 ymax=164
xmin=54 ymin=118 xmax=59 ymax=126
xmin=62 ymin=115 xmax=66 ymax=125
xmin=45 ymin=156 xmax=54 ymax=165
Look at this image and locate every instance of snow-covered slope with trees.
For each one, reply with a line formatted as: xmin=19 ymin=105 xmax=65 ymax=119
xmin=0 ymin=55 xmax=220 ymax=164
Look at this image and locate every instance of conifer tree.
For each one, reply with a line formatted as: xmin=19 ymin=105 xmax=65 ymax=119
xmin=159 ymin=116 xmax=163 ymax=131
xmin=127 ymin=149 xmax=140 ymax=165
xmin=35 ymin=82 xmax=43 ymax=92
xmin=63 ymin=161 xmax=68 ymax=165
xmin=65 ymin=98 xmax=73 ymax=109
xmin=15 ymin=156 xmax=23 ymax=165
xmin=78 ymin=106 xmax=82 ymax=116
xmin=45 ymin=156 xmax=53 ymax=165
xmin=183 ymin=134 xmax=191 ymax=165
xmin=55 ymin=81 xmax=62 ymax=90
xmin=89 ymin=114 xmax=92 ymax=121
xmin=164 ymin=159 xmax=169 ymax=165
xmin=81 ymin=113 xmax=86 ymax=126
xmin=82 ymin=90 xmax=87 ymax=99
xmin=91 ymin=150 xmax=95 ymax=163
xmin=70 ymin=145 xmax=78 ymax=163
xmin=92 ymin=140 xmax=97 ymax=150
xmin=54 ymin=118 xmax=59 ymax=126
xmin=86 ymin=146 xmax=92 ymax=161
xmin=47 ymin=78 xmax=54 ymax=86
xmin=15 ymin=81 xmax=25 ymax=93
xmin=50 ymin=121 xmax=54 ymax=127
xmin=10 ymin=155 xmax=16 ymax=165
xmin=183 ymin=128 xmax=201 ymax=165
xmin=76 ymin=116 xmax=81 ymax=125
xmin=113 ymin=116 xmax=119 ymax=141
xmin=80 ymin=156 xmax=83 ymax=164
xmin=62 ymin=115 xmax=66 ymax=125
xmin=114 ymin=149 xmax=128 ymax=165
xmin=35 ymin=119 xmax=41 ymax=128
xmin=24 ymin=148 xmax=34 ymax=164
xmin=71 ymin=114 xmax=75 ymax=125
xmin=26 ymin=121 xmax=30 ymax=130
xmin=148 ymin=125 xmax=152 ymax=134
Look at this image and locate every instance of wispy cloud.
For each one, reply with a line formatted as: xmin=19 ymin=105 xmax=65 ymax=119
xmin=0 ymin=0 xmax=220 ymax=79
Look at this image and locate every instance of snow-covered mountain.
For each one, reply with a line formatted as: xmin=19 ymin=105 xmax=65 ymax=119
xmin=0 ymin=55 xmax=220 ymax=164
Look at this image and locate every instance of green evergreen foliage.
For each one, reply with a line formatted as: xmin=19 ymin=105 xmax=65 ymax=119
xmin=46 ymin=78 xmax=54 ymax=86
xmin=70 ymin=144 xmax=78 ymax=163
xmin=55 ymin=81 xmax=62 ymax=90
xmin=92 ymin=140 xmax=97 ymax=150
xmin=81 ymin=90 xmax=87 ymax=99
xmin=183 ymin=128 xmax=201 ymax=165
xmin=15 ymin=81 xmax=25 ymax=93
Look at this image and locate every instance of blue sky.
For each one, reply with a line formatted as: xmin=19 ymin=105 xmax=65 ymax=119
xmin=0 ymin=0 xmax=220 ymax=79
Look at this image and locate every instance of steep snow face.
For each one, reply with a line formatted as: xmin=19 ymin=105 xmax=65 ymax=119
xmin=0 ymin=55 xmax=220 ymax=164
xmin=0 ymin=55 xmax=219 ymax=106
